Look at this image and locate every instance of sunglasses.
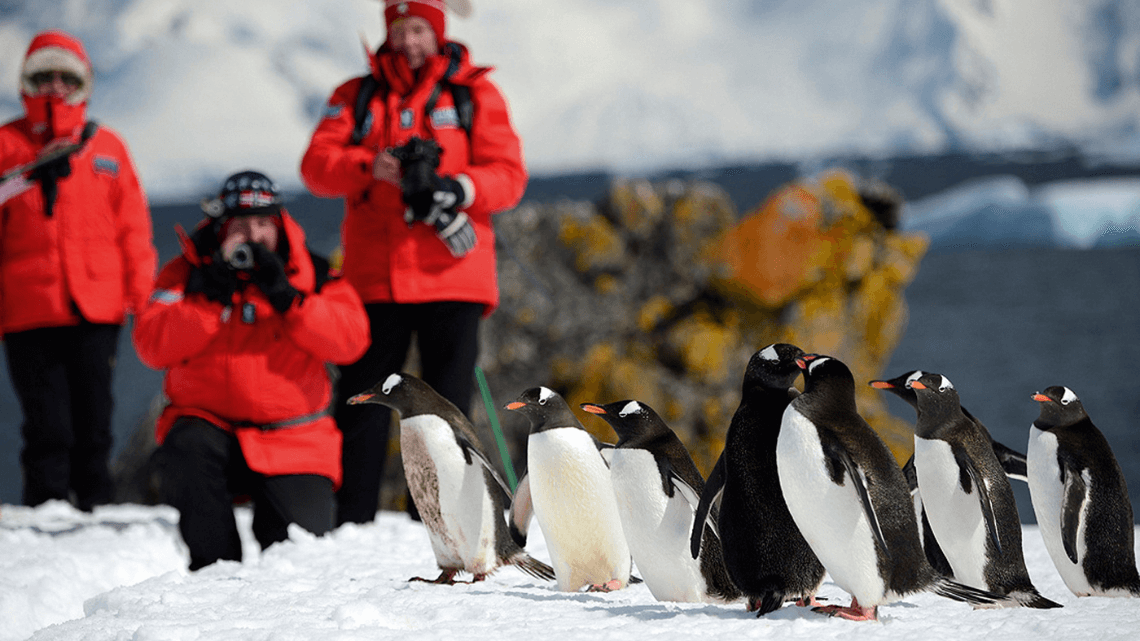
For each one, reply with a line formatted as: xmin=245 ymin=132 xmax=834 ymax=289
xmin=29 ymin=70 xmax=83 ymax=89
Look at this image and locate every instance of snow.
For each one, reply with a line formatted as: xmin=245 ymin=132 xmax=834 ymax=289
xmin=2 ymin=501 xmax=1138 ymax=641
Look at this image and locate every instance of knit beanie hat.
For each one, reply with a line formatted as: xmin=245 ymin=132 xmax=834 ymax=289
xmin=20 ymin=30 xmax=93 ymax=106
xmin=385 ymin=0 xmax=448 ymax=45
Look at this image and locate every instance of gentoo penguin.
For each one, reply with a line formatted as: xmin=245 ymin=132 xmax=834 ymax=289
xmin=1028 ymin=386 xmax=1140 ymax=597
xmin=505 ymin=386 xmax=632 ymax=592
xmin=689 ymin=343 xmax=825 ymax=615
xmin=579 ymin=399 xmax=740 ymax=603
xmin=776 ymin=354 xmax=1001 ymax=620
xmin=871 ymin=369 xmax=1029 ymax=578
xmin=907 ymin=373 xmax=1061 ymax=608
xmin=871 ymin=370 xmax=1028 ymax=480
xmin=347 ymin=373 xmax=554 ymax=584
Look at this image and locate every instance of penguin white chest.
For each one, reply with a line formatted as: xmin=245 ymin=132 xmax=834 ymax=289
xmin=400 ymin=415 xmax=497 ymax=574
xmin=528 ymin=428 xmax=630 ymax=591
xmin=1027 ymin=426 xmax=1093 ymax=594
xmin=610 ymin=448 xmax=707 ymax=602
xmin=776 ymin=406 xmax=886 ymax=605
xmin=914 ymin=437 xmax=989 ymax=589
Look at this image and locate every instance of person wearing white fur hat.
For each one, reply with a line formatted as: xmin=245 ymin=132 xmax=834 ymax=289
xmin=0 ymin=30 xmax=156 ymax=510
xmin=302 ymin=1 xmax=527 ymax=525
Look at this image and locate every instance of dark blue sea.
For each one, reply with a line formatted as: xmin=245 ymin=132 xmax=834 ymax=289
xmin=1 ymin=207 xmax=1138 ymax=523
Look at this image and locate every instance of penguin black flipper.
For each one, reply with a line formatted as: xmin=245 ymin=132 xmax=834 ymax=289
xmin=453 ymin=432 xmax=515 ymax=506
xmin=819 ymin=429 xmax=890 ymax=560
xmin=1060 ymin=462 xmax=1088 ymax=565
xmin=952 ymin=443 xmax=1003 ymax=555
xmin=903 ymin=454 xmax=918 ymax=494
xmin=690 ymin=453 xmax=726 ymax=559
xmin=509 ymin=471 xmax=533 ymax=548
xmin=991 ymin=440 xmax=1028 ymax=482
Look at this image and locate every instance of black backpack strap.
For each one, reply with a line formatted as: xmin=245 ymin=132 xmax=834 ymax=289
xmin=81 ymin=120 xmax=99 ymax=141
xmin=448 ymin=82 xmax=474 ymax=138
xmin=308 ymin=249 xmax=333 ymax=293
xmin=351 ymin=74 xmax=382 ymax=145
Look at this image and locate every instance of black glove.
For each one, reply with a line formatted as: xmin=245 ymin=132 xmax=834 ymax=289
xmin=247 ymin=243 xmax=301 ymax=313
xmin=401 ymin=174 xmax=476 ymax=257
xmin=184 ymin=258 xmax=237 ymax=305
xmin=29 ymin=154 xmax=71 ymax=219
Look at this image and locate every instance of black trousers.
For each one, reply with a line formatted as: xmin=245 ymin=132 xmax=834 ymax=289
xmin=333 ymin=301 xmax=483 ymax=525
xmin=4 ymin=321 xmax=120 ymax=510
xmin=158 ymin=417 xmax=334 ymax=571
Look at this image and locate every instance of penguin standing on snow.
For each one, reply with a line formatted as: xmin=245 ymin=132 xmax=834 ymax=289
xmin=580 ymin=399 xmax=739 ymax=603
xmin=907 ymin=372 xmax=1060 ymax=608
xmin=1028 ymin=386 xmax=1140 ymax=597
xmin=347 ymin=373 xmax=554 ymax=584
xmin=689 ymin=343 xmax=825 ymax=615
xmin=505 ymin=387 xmax=632 ymax=592
xmin=871 ymin=369 xmax=1029 ymax=578
xmin=776 ymin=354 xmax=1001 ymax=621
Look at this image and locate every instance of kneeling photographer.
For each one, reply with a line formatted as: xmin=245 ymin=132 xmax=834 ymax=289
xmin=132 ymin=170 xmax=371 ymax=571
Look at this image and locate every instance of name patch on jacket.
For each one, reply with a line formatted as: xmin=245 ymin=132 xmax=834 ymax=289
xmin=430 ymin=106 xmax=459 ymax=129
xmin=321 ymin=103 xmax=344 ymax=120
xmin=93 ymin=156 xmax=119 ymax=177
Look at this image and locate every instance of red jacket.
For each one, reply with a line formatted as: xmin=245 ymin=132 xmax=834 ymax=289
xmin=0 ymin=118 xmax=156 ymax=335
xmin=132 ymin=212 xmax=371 ymax=486
xmin=300 ymin=42 xmax=527 ymax=313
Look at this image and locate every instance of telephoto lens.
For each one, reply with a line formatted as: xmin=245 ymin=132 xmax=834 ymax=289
xmin=228 ymin=243 xmax=254 ymax=270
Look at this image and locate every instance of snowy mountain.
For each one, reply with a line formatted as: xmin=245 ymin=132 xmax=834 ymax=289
xmin=2 ymin=0 xmax=1140 ymax=202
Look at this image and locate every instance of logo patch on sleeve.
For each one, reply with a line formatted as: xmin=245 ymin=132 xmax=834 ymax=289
xmin=93 ymin=156 xmax=119 ymax=177
xmin=321 ymin=103 xmax=345 ymax=120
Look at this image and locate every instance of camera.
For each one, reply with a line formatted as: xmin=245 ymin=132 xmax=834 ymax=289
xmin=390 ymin=136 xmax=442 ymax=206
xmin=227 ymin=243 xmax=254 ymax=270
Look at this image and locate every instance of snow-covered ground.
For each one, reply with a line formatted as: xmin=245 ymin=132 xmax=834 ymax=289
xmin=2 ymin=501 xmax=1137 ymax=641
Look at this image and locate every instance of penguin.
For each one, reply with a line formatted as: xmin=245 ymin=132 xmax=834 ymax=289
xmin=1028 ymin=386 xmax=1140 ymax=597
xmin=776 ymin=354 xmax=1001 ymax=620
xmin=505 ymin=386 xmax=633 ymax=592
xmin=871 ymin=370 xmax=1028 ymax=480
xmin=579 ymin=399 xmax=740 ymax=603
xmin=870 ymin=369 xmax=1029 ymax=579
xmin=907 ymin=372 xmax=1061 ymax=608
xmin=688 ymin=343 xmax=826 ymax=615
xmin=347 ymin=373 xmax=554 ymax=584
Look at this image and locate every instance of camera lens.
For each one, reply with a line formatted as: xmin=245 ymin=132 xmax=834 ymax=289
xmin=228 ymin=243 xmax=254 ymax=270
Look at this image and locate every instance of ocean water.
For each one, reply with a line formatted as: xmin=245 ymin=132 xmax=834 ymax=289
xmin=883 ymin=245 xmax=1140 ymax=524
xmin=1 ymin=241 xmax=1137 ymax=523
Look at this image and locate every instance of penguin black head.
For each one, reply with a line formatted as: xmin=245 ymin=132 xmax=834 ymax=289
xmin=346 ymin=372 xmax=459 ymax=421
xmin=1032 ymin=386 xmax=1088 ymax=430
xmin=580 ymin=400 xmax=669 ymax=447
xmin=906 ymin=372 xmax=964 ymax=433
xmin=796 ymin=354 xmax=857 ymax=406
xmin=743 ymin=343 xmax=805 ymax=393
xmin=505 ymin=386 xmax=582 ymax=433
xmin=869 ymin=370 xmax=925 ymax=410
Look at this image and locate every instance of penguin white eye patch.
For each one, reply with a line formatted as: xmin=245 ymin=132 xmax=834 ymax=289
xmin=938 ymin=376 xmax=953 ymax=392
xmin=382 ymin=373 xmax=403 ymax=394
xmin=538 ymin=387 xmax=555 ymax=404
xmin=1061 ymin=387 xmax=1078 ymax=405
xmin=807 ymin=357 xmax=830 ymax=374
xmin=759 ymin=345 xmax=779 ymax=361
xmin=619 ymin=401 xmax=642 ymax=417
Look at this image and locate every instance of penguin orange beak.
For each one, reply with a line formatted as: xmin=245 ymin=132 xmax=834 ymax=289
xmin=504 ymin=401 xmax=526 ymax=411
xmin=580 ymin=404 xmax=606 ymax=415
xmin=1032 ymin=393 xmax=1050 ymax=403
xmin=908 ymin=381 xmax=927 ymax=390
xmin=870 ymin=381 xmax=894 ymax=389
xmin=347 ymin=392 xmax=375 ymax=405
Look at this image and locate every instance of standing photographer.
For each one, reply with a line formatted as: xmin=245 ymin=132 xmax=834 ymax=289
xmin=300 ymin=0 xmax=527 ymax=524
xmin=133 ymin=171 xmax=370 ymax=570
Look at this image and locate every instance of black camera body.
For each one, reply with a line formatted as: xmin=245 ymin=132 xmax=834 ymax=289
xmin=390 ymin=136 xmax=442 ymax=212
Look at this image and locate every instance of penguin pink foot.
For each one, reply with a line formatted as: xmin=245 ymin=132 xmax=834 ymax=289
xmin=795 ymin=595 xmax=825 ymax=607
xmin=586 ymin=579 xmax=625 ymax=592
xmin=410 ymin=569 xmax=462 ymax=584
xmin=813 ymin=597 xmax=878 ymax=621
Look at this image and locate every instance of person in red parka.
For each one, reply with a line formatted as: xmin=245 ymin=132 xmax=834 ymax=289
xmin=0 ymin=30 xmax=157 ymax=510
xmin=133 ymin=171 xmax=370 ymax=570
xmin=301 ymin=0 xmax=527 ymax=524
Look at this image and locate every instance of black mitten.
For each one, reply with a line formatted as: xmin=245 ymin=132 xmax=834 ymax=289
xmin=248 ymin=243 xmax=301 ymax=313
xmin=184 ymin=258 xmax=237 ymax=305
